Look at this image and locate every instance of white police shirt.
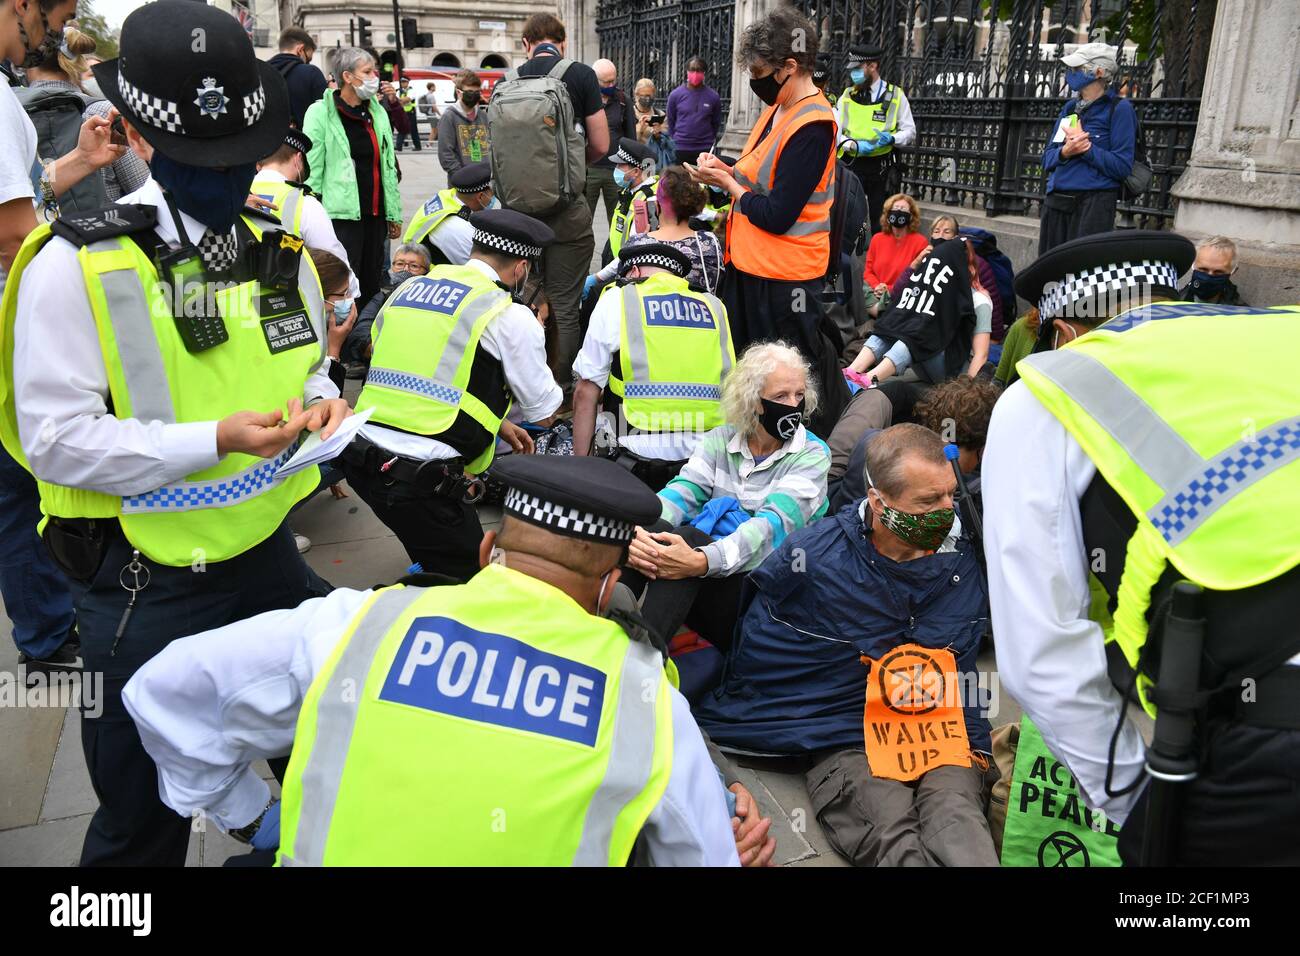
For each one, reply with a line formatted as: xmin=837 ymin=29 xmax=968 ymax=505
xmin=12 ymin=178 xmax=340 ymax=496
xmin=360 ymin=257 xmax=562 ymax=462
xmin=252 ymin=168 xmax=359 ymax=299
xmin=833 ymin=77 xmax=917 ymax=150
xmin=572 ymin=284 xmax=711 ymax=462
xmin=425 ymin=210 xmax=474 ymax=266
xmin=122 ymin=584 xmax=741 ymax=866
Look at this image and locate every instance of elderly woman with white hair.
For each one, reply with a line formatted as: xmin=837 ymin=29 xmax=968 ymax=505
xmin=1039 ymin=42 xmax=1138 ymax=253
xmin=622 ymin=341 xmax=831 ymax=652
xmin=303 ymin=47 xmax=402 ymax=305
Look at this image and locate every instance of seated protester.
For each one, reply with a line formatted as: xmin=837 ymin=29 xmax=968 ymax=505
xmin=824 ymin=378 xmax=922 ymax=487
xmin=1180 ymin=235 xmax=1248 ymax=306
xmin=863 ymin=193 xmax=929 ymax=317
xmin=572 ymin=243 xmax=734 ymax=489
xmin=830 ymin=376 xmax=1001 ymax=515
xmin=694 ymin=424 xmax=998 ymax=867
xmin=586 ymin=165 xmax=723 ymax=297
xmin=891 ymin=215 xmax=1003 ymax=332
xmin=621 ymin=342 xmax=830 ymax=651
xmin=341 ymin=243 xmax=432 ymax=373
xmin=845 ymin=236 xmax=989 ymax=387
xmin=402 ymin=162 xmax=498 ymax=267
xmin=993 ymin=307 xmax=1040 ymax=388
xmin=602 ymin=137 xmax=660 ymax=265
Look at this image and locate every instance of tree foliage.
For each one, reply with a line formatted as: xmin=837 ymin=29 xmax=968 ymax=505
xmin=73 ymin=0 xmax=120 ymax=59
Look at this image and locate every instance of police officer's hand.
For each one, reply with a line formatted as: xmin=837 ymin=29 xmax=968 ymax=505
xmin=498 ymin=419 xmax=535 ymax=455
xmin=305 ymin=398 xmax=353 ymax=441
xmin=217 ymin=401 xmax=313 ymax=458
xmin=730 ymin=783 xmax=777 ymax=867
xmin=387 ymin=221 xmax=402 ymax=240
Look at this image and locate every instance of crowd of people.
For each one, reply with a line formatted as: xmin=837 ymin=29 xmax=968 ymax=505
xmin=1 ymin=0 xmax=1295 ymax=871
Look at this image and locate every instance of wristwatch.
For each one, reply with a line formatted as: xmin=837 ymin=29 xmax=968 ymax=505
xmin=228 ymin=797 xmax=277 ymax=845
xmin=38 ymin=159 xmax=58 ymax=216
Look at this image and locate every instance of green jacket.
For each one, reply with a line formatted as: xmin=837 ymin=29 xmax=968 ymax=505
xmin=303 ymin=89 xmax=401 ymax=222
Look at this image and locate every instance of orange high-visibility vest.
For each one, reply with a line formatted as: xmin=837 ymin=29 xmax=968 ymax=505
xmin=726 ymin=93 xmax=837 ymax=282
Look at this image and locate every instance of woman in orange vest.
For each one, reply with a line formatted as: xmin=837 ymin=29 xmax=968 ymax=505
xmin=688 ymin=6 xmax=847 ymax=434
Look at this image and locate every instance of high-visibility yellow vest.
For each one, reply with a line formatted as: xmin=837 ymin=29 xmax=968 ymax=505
xmin=840 ymin=83 xmax=902 ymax=157
xmin=276 ymin=563 xmax=675 ymax=866
xmin=403 ymin=188 xmax=464 ymax=245
xmin=251 ymin=178 xmax=306 ymax=235
xmin=609 ymin=175 xmax=658 ymax=258
xmin=1016 ymin=302 xmax=1300 ymax=713
xmin=0 ymin=216 xmax=327 ymax=567
xmin=606 ymin=272 xmax=734 ymax=435
xmin=354 ymin=264 xmax=512 ymax=473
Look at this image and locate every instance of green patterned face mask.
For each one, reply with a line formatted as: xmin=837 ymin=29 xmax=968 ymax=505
xmin=865 ymin=468 xmax=955 ymax=551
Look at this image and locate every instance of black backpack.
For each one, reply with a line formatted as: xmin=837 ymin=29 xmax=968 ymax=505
xmin=824 ymin=160 xmax=868 ymax=289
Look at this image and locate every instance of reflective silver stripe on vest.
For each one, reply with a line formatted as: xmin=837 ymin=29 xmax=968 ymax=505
xmin=285 ymin=587 xmax=423 ymax=867
xmin=431 ymin=286 xmax=511 ymax=384
xmin=750 ymin=100 xmax=831 ymax=191
xmin=572 ymin=638 xmax=665 ymax=866
xmin=89 ymin=239 xmax=176 ymax=424
xmin=785 ymin=216 xmax=832 ymax=237
xmin=120 ymin=437 xmax=303 ymax=513
xmin=278 ymin=185 xmax=303 ymax=233
xmin=621 ymin=284 xmax=652 ymax=382
xmin=1020 ymin=348 xmax=1201 ymax=490
xmin=297 ymin=252 xmax=329 ymax=377
xmin=1148 ymin=416 xmax=1300 ymax=546
xmin=621 ymin=284 xmax=730 ymax=395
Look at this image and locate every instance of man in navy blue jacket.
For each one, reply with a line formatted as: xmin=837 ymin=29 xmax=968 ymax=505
xmin=268 ymin=28 xmax=329 ymax=130
xmin=695 ymin=424 xmax=998 ymax=866
xmin=1039 ymin=43 xmax=1136 ymax=254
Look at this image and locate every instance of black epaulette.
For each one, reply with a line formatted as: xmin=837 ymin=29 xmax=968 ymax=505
xmin=242 ymin=203 xmax=284 ymax=227
xmin=50 ymin=203 xmax=158 ymax=247
xmin=381 ymin=571 xmax=461 ymax=590
xmin=606 ymin=607 xmax=671 ymax=665
xmin=286 ymin=179 xmax=322 ymax=201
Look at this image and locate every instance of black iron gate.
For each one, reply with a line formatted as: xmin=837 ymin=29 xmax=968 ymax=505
xmin=596 ymin=0 xmax=736 ymax=117
xmin=792 ymin=0 xmax=1209 ymax=226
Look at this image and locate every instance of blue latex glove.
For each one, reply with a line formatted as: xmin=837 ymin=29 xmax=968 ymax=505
xmin=582 ymin=274 xmax=597 ymax=301
xmin=249 ymin=800 xmax=281 ymax=851
xmin=876 ymin=131 xmax=895 ymax=148
xmin=856 ymin=137 xmax=878 ymax=153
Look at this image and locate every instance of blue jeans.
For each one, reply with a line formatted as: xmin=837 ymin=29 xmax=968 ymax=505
xmin=864 ymin=334 xmax=948 ymax=383
xmin=0 ymin=444 xmax=75 ymax=658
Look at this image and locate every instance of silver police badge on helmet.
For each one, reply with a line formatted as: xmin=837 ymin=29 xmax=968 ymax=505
xmin=194 ymin=77 xmax=228 ymax=119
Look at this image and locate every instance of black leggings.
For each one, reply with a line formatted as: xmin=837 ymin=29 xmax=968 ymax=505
xmin=620 ymin=522 xmax=748 ymax=651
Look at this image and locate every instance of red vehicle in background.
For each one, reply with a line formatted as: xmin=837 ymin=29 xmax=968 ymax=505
xmin=398 ymin=68 xmax=506 ymax=111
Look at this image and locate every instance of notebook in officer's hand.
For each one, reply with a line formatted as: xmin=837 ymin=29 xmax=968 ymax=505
xmin=274 ymin=407 xmax=373 ymax=480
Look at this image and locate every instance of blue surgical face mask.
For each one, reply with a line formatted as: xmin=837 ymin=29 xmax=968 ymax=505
xmin=1065 ymin=68 xmax=1097 ymax=92
xmin=613 ymin=168 xmax=629 ymax=189
xmin=150 ymin=153 xmax=259 ymax=234
xmin=330 ymin=298 xmax=353 ymax=323
xmin=850 ymin=68 xmax=866 ymax=87
xmin=487 ymin=195 xmax=501 ymax=210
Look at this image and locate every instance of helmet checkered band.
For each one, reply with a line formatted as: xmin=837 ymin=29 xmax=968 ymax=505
xmin=621 ymin=252 xmax=688 ymax=277
xmin=242 ymin=84 xmax=266 ymax=125
xmin=503 ymin=488 xmax=635 ymax=544
xmin=455 ymin=180 xmax=492 ymax=194
xmin=118 ymin=72 xmax=182 ymax=133
xmin=473 ymin=229 xmax=540 ymax=259
xmin=1038 ymin=259 xmax=1182 ymax=321
xmin=614 ymin=146 xmax=638 ymax=164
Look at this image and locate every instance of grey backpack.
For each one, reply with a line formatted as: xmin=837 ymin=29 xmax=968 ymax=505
xmin=487 ymin=58 xmax=586 ymax=216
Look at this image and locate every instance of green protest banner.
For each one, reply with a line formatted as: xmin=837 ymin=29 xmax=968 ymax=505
xmin=1000 ymin=716 xmax=1122 ymax=867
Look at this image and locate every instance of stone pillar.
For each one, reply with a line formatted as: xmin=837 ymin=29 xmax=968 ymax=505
xmin=1171 ymin=0 xmax=1300 ymax=303
xmin=558 ymin=0 xmax=600 ymax=63
xmin=719 ymin=0 xmax=778 ymax=152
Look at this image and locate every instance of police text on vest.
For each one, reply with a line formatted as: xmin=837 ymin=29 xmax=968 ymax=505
xmin=643 ymin=293 xmax=716 ymax=329
xmin=392 ymin=278 xmax=473 ymax=315
xmin=380 ymin=617 xmax=607 ymax=746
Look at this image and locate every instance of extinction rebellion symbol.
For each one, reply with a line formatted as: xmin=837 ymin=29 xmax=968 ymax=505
xmin=876 ymin=647 xmax=947 ymax=716
xmin=1038 ymin=830 xmax=1090 ymax=867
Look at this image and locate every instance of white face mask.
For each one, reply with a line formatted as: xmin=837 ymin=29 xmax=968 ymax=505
xmin=1052 ymin=322 xmax=1079 ymax=351
xmin=355 ymin=75 xmax=380 ymax=99
xmin=596 ymin=568 xmax=615 ymax=617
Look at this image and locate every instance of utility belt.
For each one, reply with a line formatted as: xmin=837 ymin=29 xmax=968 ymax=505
xmin=42 ymin=515 xmax=124 ymax=586
xmin=341 ymin=436 xmax=485 ymax=504
xmin=1231 ymin=664 xmax=1300 ymax=731
xmin=610 ymin=446 xmax=688 ymax=492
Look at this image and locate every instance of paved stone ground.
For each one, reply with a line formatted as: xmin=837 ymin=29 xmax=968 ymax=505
xmin=0 ymin=152 xmax=1078 ymax=868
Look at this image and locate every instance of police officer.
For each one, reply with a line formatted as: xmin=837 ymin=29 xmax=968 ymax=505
xmin=835 ymin=43 xmax=916 ymax=233
xmin=340 ymin=209 xmax=562 ymax=583
xmin=402 ymin=161 xmax=497 ymax=268
xmin=253 ymin=127 xmax=359 ymax=301
xmin=603 ymin=137 xmax=660 ymax=264
xmin=0 ymin=1 xmax=350 ymax=866
xmin=982 ymin=229 xmax=1300 ymax=865
xmin=813 ymin=54 xmax=836 ymax=107
xmin=122 ymin=454 xmax=741 ymax=865
xmin=571 ymin=243 xmax=734 ymax=488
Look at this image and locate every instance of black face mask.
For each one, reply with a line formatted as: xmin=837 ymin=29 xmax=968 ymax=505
xmin=150 ymin=153 xmax=259 ymax=234
xmin=930 ymin=235 xmax=948 ymax=247
xmin=887 ymin=210 xmax=910 ymax=229
xmin=759 ymin=397 xmax=805 ymax=442
xmin=461 ymin=90 xmax=481 ymax=107
xmin=749 ymin=68 xmax=788 ymax=107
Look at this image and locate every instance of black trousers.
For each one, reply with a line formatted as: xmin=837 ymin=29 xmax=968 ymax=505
xmin=850 ymin=154 xmax=891 ymax=236
xmin=1118 ymin=720 xmax=1300 ymax=866
xmin=69 ymin=523 xmax=316 ymax=866
xmin=619 ymin=523 xmax=748 ymax=651
xmin=332 ymin=214 xmax=390 ymax=306
xmin=1037 ymin=189 xmax=1119 ymax=255
xmin=340 ymin=458 xmax=483 ymax=583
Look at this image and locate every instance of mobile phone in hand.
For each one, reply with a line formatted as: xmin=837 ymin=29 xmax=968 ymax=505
xmin=110 ymin=115 xmax=127 ymax=146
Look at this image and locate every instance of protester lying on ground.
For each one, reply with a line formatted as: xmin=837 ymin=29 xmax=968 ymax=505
xmin=693 ymin=423 xmax=997 ymax=867
xmin=845 ymin=236 xmax=984 ymax=387
xmin=620 ymin=341 xmax=830 ymax=651
xmin=830 ymin=375 xmax=1001 ymax=514
xmin=862 ymin=192 xmax=929 ymax=317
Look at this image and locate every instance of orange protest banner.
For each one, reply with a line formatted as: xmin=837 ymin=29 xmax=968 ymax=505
xmin=862 ymin=644 xmax=971 ymax=782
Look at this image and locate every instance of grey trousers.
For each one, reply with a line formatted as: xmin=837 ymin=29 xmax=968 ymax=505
xmin=584 ymin=165 xmax=620 ymax=224
xmin=536 ymin=197 xmax=596 ymax=390
xmin=807 ymin=748 xmax=999 ymax=867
